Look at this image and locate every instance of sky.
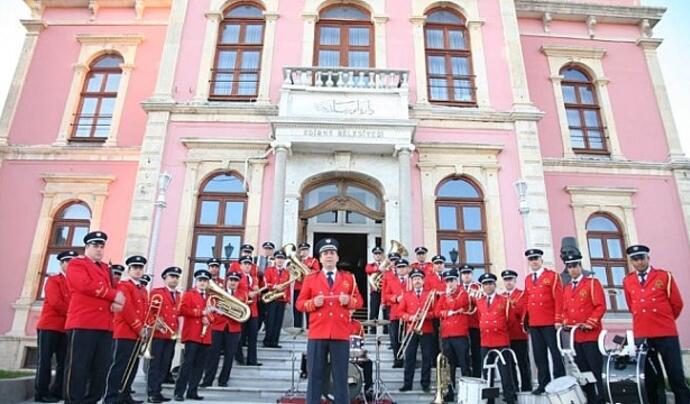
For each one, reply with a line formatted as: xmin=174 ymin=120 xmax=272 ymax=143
xmin=0 ymin=0 xmax=688 ymax=155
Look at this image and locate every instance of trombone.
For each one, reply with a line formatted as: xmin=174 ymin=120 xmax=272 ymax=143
xmin=396 ymin=291 xmax=439 ymax=360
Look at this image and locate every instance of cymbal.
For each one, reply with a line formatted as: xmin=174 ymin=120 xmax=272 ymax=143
xmin=361 ymin=319 xmax=391 ymax=327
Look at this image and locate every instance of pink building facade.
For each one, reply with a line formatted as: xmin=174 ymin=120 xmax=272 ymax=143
xmin=1 ymin=0 xmax=689 ymax=370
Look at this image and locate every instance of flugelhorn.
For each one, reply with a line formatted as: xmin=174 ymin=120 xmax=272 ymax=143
xmin=207 ymin=279 xmax=251 ymax=323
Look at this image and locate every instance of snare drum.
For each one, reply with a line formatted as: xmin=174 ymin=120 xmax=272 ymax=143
xmin=457 ymin=376 xmax=487 ymax=404
xmin=349 ymin=336 xmax=364 ymax=358
xmin=545 ymin=376 xmax=586 ymax=404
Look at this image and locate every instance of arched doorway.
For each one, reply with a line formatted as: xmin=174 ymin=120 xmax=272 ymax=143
xmin=299 ymin=175 xmax=384 ymax=317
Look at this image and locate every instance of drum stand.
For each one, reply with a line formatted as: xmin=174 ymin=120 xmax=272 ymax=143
xmin=371 ymin=335 xmax=394 ymax=403
xmin=284 ymin=328 xmax=305 ymax=398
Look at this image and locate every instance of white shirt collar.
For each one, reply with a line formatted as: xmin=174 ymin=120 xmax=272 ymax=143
xmin=532 ymin=267 xmax=544 ymax=278
xmin=167 ymin=286 xmax=177 ymax=293
xmin=639 ymin=266 xmax=651 ymax=277
xmin=572 ymin=275 xmax=584 ymax=283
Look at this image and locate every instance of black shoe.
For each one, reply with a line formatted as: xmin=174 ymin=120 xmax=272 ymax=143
xmin=398 ymin=386 xmax=412 ymax=392
xmin=186 ymin=394 xmax=204 ymax=400
xmin=262 ymin=342 xmax=270 ymax=347
xmin=160 ymin=395 xmax=172 ymax=402
xmin=35 ymin=396 xmax=60 ymax=403
xmin=393 ymin=360 xmax=403 ymax=368
xmin=148 ymin=396 xmax=164 ymax=403
xmin=274 ymin=344 xmax=282 ymax=348
xmin=218 ymin=382 xmax=227 ymax=387
xmin=125 ymin=397 xmax=144 ymax=404
xmin=198 ymin=381 xmax=211 ymax=388
xmin=235 ymin=358 xmax=246 ymax=365
xmin=174 ymin=395 xmax=184 ymax=402
xmin=422 ymin=386 xmax=431 ymax=393
xmin=532 ymin=387 xmax=545 ymax=395
xmin=300 ymin=372 xmax=308 ymax=379
xmin=247 ymin=362 xmax=263 ymax=366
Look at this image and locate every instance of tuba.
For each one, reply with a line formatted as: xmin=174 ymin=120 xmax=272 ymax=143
xmin=261 ymin=243 xmax=311 ymax=304
xmin=207 ymin=279 xmax=251 ymax=323
xmin=368 ymin=240 xmax=407 ymax=292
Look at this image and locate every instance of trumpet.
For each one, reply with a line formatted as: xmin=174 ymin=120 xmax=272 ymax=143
xmin=397 ymin=291 xmax=439 ymax=360
xmin=463 ymin=282 xmax=484 ymax=315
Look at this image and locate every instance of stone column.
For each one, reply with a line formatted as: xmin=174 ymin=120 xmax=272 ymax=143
xmin=193 ymin=11 xmax=223 ymax=103
xmin=271 ymin=142 xmax=290 ymax=246
xmin=396 ymin=144 xmax=414 ymax=250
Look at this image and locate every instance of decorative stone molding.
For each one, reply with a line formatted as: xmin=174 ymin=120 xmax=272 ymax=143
xmin=586 ymin=15 xmax=597 ymax=39
xmin=173 ymin=138 xmax=270 ymax=286
xmin=515 ymin=0 xmax=665 ymax=28
xmin=541 ymin=45 xmax=623 ymax=160
xmin=542 ymin=157 xmax=677 ymax=176
xmin=542 ymin=12 xmax=552 ymax=32
xmin=410 ymin=0 xmax=490 ymax=107
xmin=565 ymin=186 xmax=638 ymax=270
xmin=0 ymin=145 xmax=140 ymax=162
xmin=54 ymin=34 xmax=144 ymax=147
xmin=6 ymin=174 xmax=114 ymax=337
xmin=671 ymin=164 xmax=690 ymax=247
xmin=416 ymin=142 xmax=507 ymax=275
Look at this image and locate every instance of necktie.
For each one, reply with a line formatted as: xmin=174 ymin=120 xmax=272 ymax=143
xmin=639 ymin=272 xmax=647 ymax=286
xmin=416 ymin=290 xmax=421 ymax=299
xmin=248 ymin=276 xmax=253 ymax=287
xmin=327 ymin=272 xmax=334 ymax=288
xmin=572 ymin=281 xmax=578 ymax=291
xmin=170 ymin=290 xmax=176 ymax=303
xmin=488 ymin=296 xmax=492 ymax=308
xmin=532 ymin=273 xmax=537 ymax=283
xmin=201 ymin=292 xmax=206 ymax=300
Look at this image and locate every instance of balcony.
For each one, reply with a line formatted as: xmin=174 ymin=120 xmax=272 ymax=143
xmin=272 ymin=66 xmax=415 ymax=153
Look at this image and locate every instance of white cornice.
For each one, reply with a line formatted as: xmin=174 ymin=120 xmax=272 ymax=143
xmin=542 ymin=156 xmax=690 ymax=176
xmin=515 ymin=0 xmax=665 ymax=27
xmin=180 ymin=138 xmax=271 ymax=150
xmin=0 ymin=145 xmax=141 ymax=161
xmin=26 ymin=0 xmax=171 ymax=8
xmin=42 ymin=173 xmax=115 ymax=184
xmin=76 ymin=33 xmax=144 ymax=45
xmin=564 ymin=185 xmax=637 ymax=197
xmin=541 ymin=45 xmax=606 ymax=59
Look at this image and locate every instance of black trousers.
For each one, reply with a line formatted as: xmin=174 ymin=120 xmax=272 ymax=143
xmin=306 ymin=339 xmax=349 ymax=404
xmin=469 ymin=327 xmax=482 ymax=377
xmin=382 ymin=307 xmax=390 ymax=334
xmin=529 ymin=326 xmax=565 ymax=388
xmin=573 ymin=341 xmax=604 ymax=404
xmin=35 ymin=329 xmax=67 ymax=399
xmin=403 ymin=333 xmax=433 ymax=389
xmin=369 ymin=291 xmax=381 ymax=325
xmin=174 ymin=342 xmax=209 ymax=397
xmin=358 ymin=359 xmax=373 ymax=391
xmin=442 ymin=336 xmax=470 ymax=399
xmin=258 ymin=298 xmax=268 ymax=332
xmin=510 ymin=339 xmax=532 ymax=391
xmin=236 ymin=317 xmax=259 ymax=364
xmin=644 ymin=336 xmax=690 ymax=404
xmin=389 ymin=320 xmax=401 ymax=360
xmin=147 ymin=338 xmax=175 ymax=397
xmin=104 ymin=338 xmax=140 ymax=404
xmin=64 ymin=329 xmax=113 ymax=404
xmin=432 ymin=319 xmax=440 ymax=362
xmin=263 ymin=301 xmax=286 ymax=346
xmin=203 ymin=330 xmax=240 ymax=385
xmin=482 ymin=347 xmax=518 ymax=404
xmin=293 ymin=290 xmax=304 ymax=328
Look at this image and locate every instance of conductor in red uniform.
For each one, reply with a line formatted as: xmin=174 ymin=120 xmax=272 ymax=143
xmin=104 ymin=255 xmax=149 ymax=404
xmin=501 ymin=269 xmax=532 ymax=392
xmin=623 ymin=244 xmax=690 ymax=404
xmin=523 ymin=248 xmax=565 ymax=395
xmin=64 ymin=231 xmax=125 ymax=404
xmin=147 ymin=266 xmax=182 ymax=403
xmin=174 ymin=269 xmax=214 ymax=401
xmin=296 ymin=238 xmax=363 ymax=404
xmin=34 ymin=250 xmax=76 ymax=403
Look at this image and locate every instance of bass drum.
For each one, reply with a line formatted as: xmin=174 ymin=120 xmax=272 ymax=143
xmin=604 ymin=349 xmax=648 ymax=404
xmin=322 ymin=361 xmax=363 ymax=403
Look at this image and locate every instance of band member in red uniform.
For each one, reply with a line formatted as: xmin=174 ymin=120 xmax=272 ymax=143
xmin=256 ymin=242 xmax=274 ymax=332
xmin=365 ymin=246 xmax=385 ymax=328
xmin=104 ymin=255 xmax=149 ymax=404
xmin=398 ymin=267 xmax=435 ymax=392
xmin=200 ymin=257 xmax=227 ymax=385
xmin=428 ymin=255 xmax=446 ymax=362
xmin=523 ymin=248 xmax=565 ymax=395
xmin=230 ymin=245 xmax=257 ymax=365
xmin=501 ymin=269 xmax=532 ymax=392
xmin=412 ymin=246 xmax=434 ymax=277
xmin=174 ymin=269 xmax=214 ymax=401
xmin=476 ymin=273 xmax=517 ymax=404
xmin=435 ymin=268 xmax=470 ymax=402
xmin=147 ymin=266 xmax=182 ymax=403
xmin=64 ymin=231 xmax=124 ymax=404
xmin=237 ymin=255 xmax=262 ymax=366
xmin=295 ymin=242 xmax=320 ymax=329
xmin=202 ymin=271 xmax=246 ymax=387
xmin=111 ymin=264 xmax=124 ymax=284
xmin=296 ymin=238 xmax=363 ymax=404
xmin=561 ymin=253 xmax=605 ymax=404
xmin=383 ymin=254 xmax=408 ymax=368
xmin=379 ymin=251 xmax=400 ymax=337
xmin=348 ymin=315 xmax=374 ymax=397
xmin=459 ymin=264 xmax=482 ymax=377
xmin=263 ymin=250 xmax=291 ymax=348
xmin=35 ymin=250 xmax=76 ymax=402
xmin=623 ymin=244 xmax=690 ymax=404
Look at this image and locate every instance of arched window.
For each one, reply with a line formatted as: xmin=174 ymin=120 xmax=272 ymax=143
xmin=315 ymin=5 xmax=373 ymax=68
xmin=71 ymin=54 xmax=123 ymax=141
xmin=210 ymin=3 xmax=265 ymax=100
xmin=301 ymin=179 xmax=383 ymax=225
xmin=586 ymin=214 xmax=627 ymax=312
xmin=561 ymin=66 xmax=607 ymax=154
xmin=190 ymin=172 xmax=247 ymax=279
xmin=38 ymin=202 xmax=91 ymax=298
xmin=424 ymin=8 xmax=475 ymax=105
xmin=435 ymin=177 xmax=487 ymax=279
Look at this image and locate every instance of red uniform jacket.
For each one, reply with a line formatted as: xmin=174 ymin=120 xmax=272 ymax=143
xmin=379 ymin=269 xmax=396 ymax=307
xmin=295 ymin=256 xmax=320 ymax=292
xmin=462 ymin=283 xmax=480 ymax=329
xmin=365 ymin=261 xmax=382 ymax=276
xmin=524 ymin=268 xmax=563 ymax=327
xmin=264 ymin=266 xmax=292 ymax=303
xmin=506 ymin=289 xmax=528 ymax=341
xmin=426 ymin=271 xmax=445 ymax=293
xmin=399 ymin=289 xmax=436 ymax=334
xmin=113 ymin=280 xmax=149 ymax=340
xmin=37 ymin=273 xmax=71 ymax=332
xmin=435 ymin=288 xmax=470 ymax=338
xmin=383 ymin=275 xmax=410 ymax=320
xmin=349 ymin=319 xmax=364 ymax=337
xmin=150 ymin=287 xmax=180 ymax=340
xmin=238 ymin=272 xmax=260 ymax=318
xmin=180 ymin=289 xmax=213 ymax=345
xmin=230 ymin=260 xmax=259 ymax=281
xmin=562 ymin=277 xmax=605 ymax=343
xmin=477 ymin=294 xmax=512 ymax=348
xmin=412 ymin=262 xmax=434 ymax=277
xmin=65 ymin=256 xmax=118 ymax=331
xmin=209 ymin=277 xmax=229 ymax=332
xmin=296 ymin=270 xmax=363 ymax=340
xmin=224 ymin=288 xmax=247 ymax=333
xmin=624 ymin=267 xmax=683 ymax=338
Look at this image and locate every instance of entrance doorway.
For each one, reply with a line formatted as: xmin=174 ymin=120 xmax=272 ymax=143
xmin=313 ymin=232 xmax=369 ymax=319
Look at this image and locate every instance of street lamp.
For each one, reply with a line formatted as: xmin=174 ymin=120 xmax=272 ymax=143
xmin=224 ymin=242 xmax=235 ymax=270
xmin=449 ymin=247 xmax=459 ymax=267
xmin=146 ymin=171 xmax=172 ymax=287
xmin=514 ymin=179 xmax=530 ymax=248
